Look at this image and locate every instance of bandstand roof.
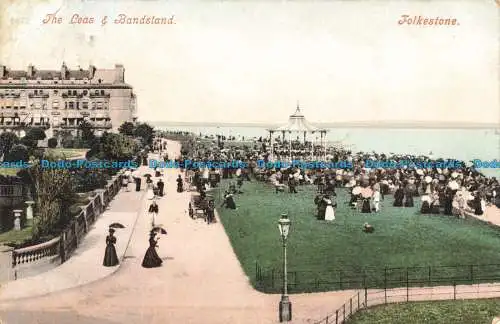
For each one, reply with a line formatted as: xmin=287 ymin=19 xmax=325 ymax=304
xmin=270 ymin=104 xmax=327 ymax=133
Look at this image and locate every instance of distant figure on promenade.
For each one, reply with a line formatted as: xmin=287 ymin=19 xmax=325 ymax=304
xmin=361 ymin=196 xmax=371 ymax=213
xmin=146 ymin=178 xmax=155 ymax=200
xmin=177 ymin=174 xmax=184 ymax=192
xmin=157 ymin=179 xmax=164 ymax=197
xmin=135 ymin=176 xmax=142 ymax=191
xmin=149 ymin=201 xmax=159 ymax=228
xmin=127 ymin=172 xmax=134 ymax=191
xmin=142 ymin=231 xmax=163 ymax=268
xmin=206 ymin=199 xmax=215 ymax=224
xmin=122 ymin=175 xmax=129 ymax=191
xmin=155 ymin=167 xmax=161 ymax=178
xmin=420 ymin=195 xmax=431 ymax=214
xmin=103 ymin=228 xmax=119 ymax=267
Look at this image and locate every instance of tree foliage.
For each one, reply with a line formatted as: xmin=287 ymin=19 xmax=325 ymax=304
xmin=4 ymin=144 xmax=29 ymax=162
xmin=47 ymin=137 xmax=58 ymax=148
xmin=0 ymin=132 xmax=19 ymax=160
xmin=25 ymin=127 xmax=47 ymax=141
xmin=118 ymin=121 xmax=135 ymax=136
xmin=134 ymin=123 xmax=154 ymax=146
xmin=79 ymin=120 xmax=95 ymax=145
xmin=29 ymin=160 xmax=76 ymax=238
xmin=87 ymin=132 xmax=138 ymax=161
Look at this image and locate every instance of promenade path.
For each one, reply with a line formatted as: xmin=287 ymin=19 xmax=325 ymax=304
xmin=0 ymin=160 xmax=151 ymax=300
xmin=0 ymin=140 xmax=498 ymax=323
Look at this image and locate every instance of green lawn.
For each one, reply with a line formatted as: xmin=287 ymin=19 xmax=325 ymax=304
xmin=349 ymin=299 xmax=500 ymax=324
xmin=0 ymin=219 xmax=32 ymax=245
xmin=213 ymin=179 xmax=500 ymax=293
xmin=0 ymin=168 xmax=20 ymax=176
xmin=46 ymin=148 xmax=88 ymax=159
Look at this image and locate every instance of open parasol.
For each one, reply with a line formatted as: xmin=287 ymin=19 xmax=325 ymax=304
xmin=416 ymin=169 xmax=424 ymax=176
xmin=143 ymin=173 xmax=152 ymax=178
xmin=448 ymin=180 xmax=459 ymax=190
xmin=361 ymin=187 xmax=373 ymax=198
xmin=152 ymin=226 xmax=167 ymax=234
xmin=424 ymin=176 xmax=432 ymax=183
xmin=109 ymin=222 xmax=125 ymax=229
xmin=352 ymin=186 xmax=362 ymax=195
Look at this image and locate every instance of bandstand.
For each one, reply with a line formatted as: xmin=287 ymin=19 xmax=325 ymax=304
xmin=267 ymin=104 xmax=328 ymax=161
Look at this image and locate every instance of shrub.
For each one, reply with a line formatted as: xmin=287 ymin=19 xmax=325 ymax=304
xmin=4 ymin=144 xmax=29 ymax=162
xmin=47 ymin=137 xmax=58 ymax=148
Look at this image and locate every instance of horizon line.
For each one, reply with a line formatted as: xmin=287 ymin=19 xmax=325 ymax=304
xmin=144 ymin=120 xmax=500 ymax=130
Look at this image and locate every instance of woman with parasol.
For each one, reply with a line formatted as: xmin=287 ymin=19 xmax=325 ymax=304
xmin=144 ymin=174 xmax=154 ymax=200
xmin=323 ymin=194 xmax=336 ymax=221
xmin=141 ymin=230 xmax=163 ymax=268
xmin=103 ymin=223 xmax=124 ymax=267
xmin=420 ymin=194 xmax=431 ymax=214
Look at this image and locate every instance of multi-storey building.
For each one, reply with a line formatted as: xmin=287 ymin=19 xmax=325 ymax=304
xmin=0 ymin=63 xmax=137 ymax=138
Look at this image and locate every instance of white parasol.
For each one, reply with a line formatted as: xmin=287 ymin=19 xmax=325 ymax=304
xmin=352 ymin=186 xmax=362 ymax=195
xmin=361 ymin=187 xmax=373 ymax=198
xmin=425 ymin=176 xmax=432 ymax=183
xmin=451 ymin=172 xmax=458 ymax=178
xmin=416 ymin=169 xmax=424 ymax=176
xmin=448 ymin=180 xmax=459 ymax=190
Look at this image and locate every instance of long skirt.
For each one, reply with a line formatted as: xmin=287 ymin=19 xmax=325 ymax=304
xmin=324 ymin=206 xmax=335 ymax=221
xmin=147 ymin=189 xmax=155 ymax=200
xmin=142 ymin=247 xmax=163 ymax=268
xmin=361 ymin=199 xmax=371 ymax=213
xmin=404 ymin=196 xmax=414 ymax=207
xmin=421 ymin=201 xmax=431 ymax=214
xmin=103 ymin=244 xmax=119 ymax=267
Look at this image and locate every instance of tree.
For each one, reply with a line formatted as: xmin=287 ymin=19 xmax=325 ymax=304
xmin=4 ymin=144 xmax=29 ymax=162
xmin=118 ymin=121 xmax=135 ymax=136
xmin=134 ymin=123 xmax=154 ymax=146
xmin=25 ymin=127 xmax=47 ymax=141
xmin=0 ymin=132 xmax=19 ymax=160
xmin=47 ymin=137 xmax=58 ymax=148
xmin=87 ymin=132 xmax=138 ymax=161
xmin=29 ymin=160 xmax=75 ymax=239
xmin=78 ymin=120 xmax=95 ymax=146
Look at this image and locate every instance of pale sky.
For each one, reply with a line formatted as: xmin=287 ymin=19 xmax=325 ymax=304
xmin=0 ymin=0 xmax=498 ymax=124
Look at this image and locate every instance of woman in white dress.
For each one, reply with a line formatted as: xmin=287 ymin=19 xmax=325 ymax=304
xmin=146 ymin=180 xmax=155 ymax=200
xmin=323 ymin=195 xmax=335 ymax=221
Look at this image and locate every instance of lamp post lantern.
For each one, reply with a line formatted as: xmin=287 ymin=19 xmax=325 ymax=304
xmin=278 ymin=213 xmax=292 ymax=322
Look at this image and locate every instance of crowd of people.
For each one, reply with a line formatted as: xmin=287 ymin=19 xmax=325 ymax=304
xmin=176 ymin=134 xmax=499 ymax=222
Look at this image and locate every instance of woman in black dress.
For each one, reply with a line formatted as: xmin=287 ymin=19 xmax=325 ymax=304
xmin=142 ymin=231 xmax=163 ymax=268
xmin=393 ymin=185 xmax=404 ymax=207
xmin=404 ymin=186 xmax=414 ymax=207
xmin=361 ymin=197 xmax=371 ymax=213
xmin=473 ymin=194 xmax=483 ymax=215
xmin=103 ymin=228 xmax=119 ymax=267
xmin=221 ymin=191 xmax=236 ymax=209
xmin=420 ymin=196 xmax=431 ymax=214
xmin=177 ymin=175 xmax=184 ymax=192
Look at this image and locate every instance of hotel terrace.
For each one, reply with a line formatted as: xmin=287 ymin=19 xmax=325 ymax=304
xmin=0 ymin=63 xmax=137 ymax=138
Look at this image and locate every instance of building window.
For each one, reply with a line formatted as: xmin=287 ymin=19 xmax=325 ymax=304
xmin=76 ymin=102 xmax=80 ymax=109
xmin=53 ymin=90 xmax=58 ymax=95
xmin=100 ymin=90 xmax=105 ymax=95
xmin=91 ymin=102 xmax=96 ymax=109
xmin=97 ymin=102 xmax=103 ymax=109
xmin=20 ymin=106 xmax=26 ymax=110
xmin=95 ymin=90 xmax=99 ymax=95
xmin=72 ymin=90 xmax=77 ymax=96
xmin=83 ymin=90 xmax=88 ymax=96
xmin=82 ymin=102 xmax=88 ymax=109
xmin=65 ymin=102 xmax=68 ymax=109
xmin=52 ymin=100 xmax=59 ymax=109
xmin=68 ymin=102 xmax=74 ymax=109
xmin=34 ymin=90 xmax=38 ymax=95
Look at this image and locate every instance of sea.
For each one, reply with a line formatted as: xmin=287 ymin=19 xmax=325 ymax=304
xmin=153 ymin=124 xmax=500 ymax=178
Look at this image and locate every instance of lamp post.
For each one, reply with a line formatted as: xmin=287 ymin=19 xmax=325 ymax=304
xmin=278 ymin=213 xmax=292 ymax=322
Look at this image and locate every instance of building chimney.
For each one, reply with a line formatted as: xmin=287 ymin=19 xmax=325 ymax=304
xmin=114 ymin=64 xmax=124 ymax=83
xmin=0 ymin=65 xmax=6 ymax=78
xmin=27 ymin=64 xmax=34 ymax=77
xmin=88 ymin=65 xmax=96 ymax=79
xmin=61 ymin=62 xmax=68 ymax=79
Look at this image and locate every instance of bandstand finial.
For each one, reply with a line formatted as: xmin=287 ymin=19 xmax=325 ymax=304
xmin=296 ymin=100 xmax=300 ymax=113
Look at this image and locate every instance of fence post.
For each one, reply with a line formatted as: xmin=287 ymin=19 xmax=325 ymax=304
xmin=358 ymin=291 xmax=360 ymax=310
xmin=363 ymin=271 xmax=366 ymax=288
xmin=365 ymin=287 xmax=368 ymax=307
xmin=470 ymin=264 xmax=474 ymax=283
xmin=428 ymin=266 xmax=431 ymax=285
xmin=336 ymin=310 xmax=338 ymax=324
xmin=339 ymin=270 xmax=343 ymax=289
xmin=453 ymin=282 xmax=456 ymax=300
xmin=59 ymin=233 xmax=66 ymax=263
xmin=384 ymin=267 xmax=387 ymax=304
xmin=350 ymin=298 xmax=352 ymax=316
xmin=271 ymin=268 xmax=275 ymax=290
xmin=406 ymin=268 xmax=409 ymax=302
xmin=326 ymin=315 xmax=329 ymax=324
